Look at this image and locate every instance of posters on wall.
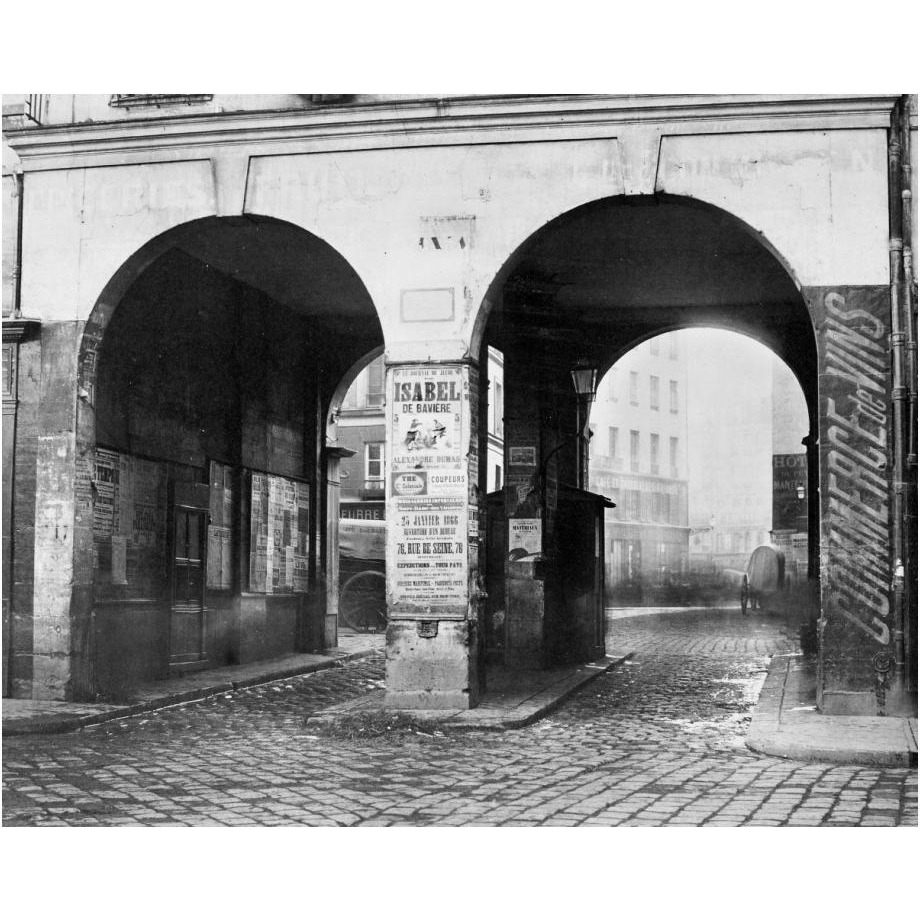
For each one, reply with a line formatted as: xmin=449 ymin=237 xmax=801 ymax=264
xmin=389 ymin=365 xmax=468 ymax=616
xmin=509 ymin=519 xmax=542 ymax=557
xmin=207 ymin=461 xmax=234 ymax=590
xmin=92 ymin=447 xmax=167 ymax=597
xmin=248 ymin=471 xmax=310 ymax=594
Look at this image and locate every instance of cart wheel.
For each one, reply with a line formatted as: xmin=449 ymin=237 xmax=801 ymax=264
xmin=340 ymin=570 xmax=387 ymax=632
xmin=740 ymin=576 xmax=750 ymax=615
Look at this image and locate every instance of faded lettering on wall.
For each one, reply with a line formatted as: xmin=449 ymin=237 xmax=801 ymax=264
xmin=822 ymin=292 xmax=890 ymax=644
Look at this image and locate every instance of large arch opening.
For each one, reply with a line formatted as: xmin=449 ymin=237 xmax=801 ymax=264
xmin=589 ymin=328 xmax=811 ymax=613
xmin=76 ymin=216 xmax=383 ymax=696
xmin=477 ymin=194 xmax=818 ymax=671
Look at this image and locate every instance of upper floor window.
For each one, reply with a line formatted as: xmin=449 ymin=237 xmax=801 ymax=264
xmin=366 ymin=358 xmax=385 ymax=407
xmin=366 ymin=442 xmax=385 ymax=481
xmin=629 ymin=372 xmax=639 ymax=405
xmin=630 ymin=430 xmax=640 ymax=472
xmin=669 ymin=379 xmax=679 ymax=414
xmin=650 ymin=375 xmax=660 ymax=411
xmin=492 ymin=381 xmax=503 ymax=435
xmin=649 ymin=338 xmax=659 ymax=356
xmin=608 ymin=426 xmax=619 ymax=459
xmin=650 ymin=433 xmax=660 ymax=475
xmin=669 ymin=336 xmax=679 ymax=360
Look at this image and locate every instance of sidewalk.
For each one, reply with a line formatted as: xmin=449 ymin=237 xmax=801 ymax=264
xmin=306 ymin=652 xmax=634 ymax=731
xmin=2 ymin=633 xmax=385 ymax=737
xmin=746 ymin=653 xmax=918 ymax=767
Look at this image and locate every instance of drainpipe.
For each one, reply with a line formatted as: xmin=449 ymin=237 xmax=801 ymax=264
xmin=898 ymin=95 xmax=917 ymax=702
xmin=887 ymin=100 xmax=909 ymax=702
xmin=4 ymin=167 xmax=25 ymax=697
xmin=899 ymin=97 xmax=917 ymax=469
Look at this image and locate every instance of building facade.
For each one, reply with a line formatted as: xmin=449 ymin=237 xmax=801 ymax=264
xmin=1 ymin=93 xmax=916 ymax=716
xmin=589 ymin=332 xmax=690 ymax=603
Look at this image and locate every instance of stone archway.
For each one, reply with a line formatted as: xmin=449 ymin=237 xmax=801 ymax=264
xmin=53 ymin=215 xmax=385 ymax=700
xmin=471 ymin=193 xmax=880 ymax=698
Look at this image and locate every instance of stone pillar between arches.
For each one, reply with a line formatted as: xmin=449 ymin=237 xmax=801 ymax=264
xmin=805 ymin=285 xmax=897 ymax=716
xmin=384 ymin=361 xmax=481 ymax=709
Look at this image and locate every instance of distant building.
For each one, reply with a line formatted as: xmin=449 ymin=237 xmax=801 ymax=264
xmin=686 ymin=330 xmax=809 ymax=577
xmin=589 ymin=332 xmax=690 ymax=602
xmin=771 ymin=359 xmax=810 ymax=579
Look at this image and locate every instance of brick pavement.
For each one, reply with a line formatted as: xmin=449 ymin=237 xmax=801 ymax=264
xmin=2 ymin=609 xmax=917 ymax=826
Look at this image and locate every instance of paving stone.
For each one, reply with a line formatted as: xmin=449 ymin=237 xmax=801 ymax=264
xmin=3 ymin=613 xmax=916 ymax=826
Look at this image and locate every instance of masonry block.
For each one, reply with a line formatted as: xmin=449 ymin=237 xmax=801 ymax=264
xmin=385 ymin=620 xmax=479 ymax=709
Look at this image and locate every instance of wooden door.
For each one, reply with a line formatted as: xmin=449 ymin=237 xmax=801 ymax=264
xmin=170 ymin=506 xmax=206 ymax=663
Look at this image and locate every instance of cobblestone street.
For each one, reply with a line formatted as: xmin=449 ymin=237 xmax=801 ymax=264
xmin=3 ymin=609 xmax=917 ymax=827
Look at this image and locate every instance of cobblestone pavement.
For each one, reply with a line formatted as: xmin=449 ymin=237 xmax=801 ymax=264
xmin=3 ymin=609 xmax=917 ymax=826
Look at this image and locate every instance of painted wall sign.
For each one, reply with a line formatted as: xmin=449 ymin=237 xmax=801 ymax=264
xmin=340 ymin=501 xmax=385 ymax=521
xmin=819 ymin=291 xmax=891 ymax=645
xmin=388 ymin=364 xmax=469 ymax=617
xmin=772 ymin=453 xmax=808 ymax=532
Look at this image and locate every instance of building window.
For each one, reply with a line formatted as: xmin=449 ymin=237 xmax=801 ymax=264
xmin=650 ymin=376 xmax=660 ymax=411
xmin=650 ymin=433 xmax=660 ymax=476
xmin=366 ymin=442 xmax=385 ymax=481
xmin=670 ymin=437 xmax=679 ymax=479
xmin=649 ymin=337 xmax=659 ymax=356
xmin=630 ymin=430 xmax=640 ymax=472
xmin=669 ymin=335 xmax=679 ymax=359
xmin=608 ymin=426 xmax=619 ymax=459
xmin=607 ymin=369 xmax=617 ymax=401
xmin=366 ymin=358 xmax=385 ymax=407
xmin=629 ymin=372 xmax=639 ymax=405
xmin=492 ymin=381 xmax=503 ymax=434
xmin=626 ymin=489 xmax=641 ymax=519
xmin=669 ymin=379 xmax=679 ymax=414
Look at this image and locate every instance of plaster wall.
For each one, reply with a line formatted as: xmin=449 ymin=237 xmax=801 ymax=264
xmin=17 ymin=126 xmax=891 ymax=353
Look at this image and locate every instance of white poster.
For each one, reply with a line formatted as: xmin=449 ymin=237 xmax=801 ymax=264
xmin=388 ymin=365 xmax=469 ymax=616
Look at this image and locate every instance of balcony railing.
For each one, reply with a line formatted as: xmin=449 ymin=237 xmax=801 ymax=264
xmin=359 ymin=480 xmax=385 ymax=500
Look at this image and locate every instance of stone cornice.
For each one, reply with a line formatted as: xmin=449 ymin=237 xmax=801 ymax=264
xmin=2 ymin=94 xmax=902 ymax=172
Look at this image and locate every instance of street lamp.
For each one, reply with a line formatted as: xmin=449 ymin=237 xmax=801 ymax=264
xmin=570 ymin=359 xmax=597 ymax=489
xmin=570 ymin=360 xmax=598 ymax=404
